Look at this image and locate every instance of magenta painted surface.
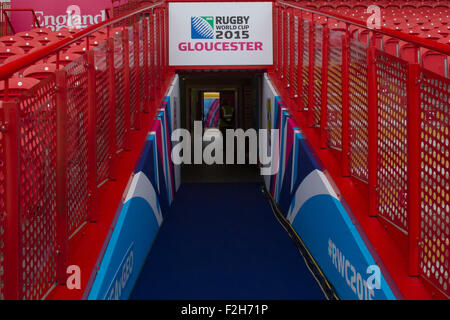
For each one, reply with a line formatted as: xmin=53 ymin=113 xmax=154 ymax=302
xmin=11 ymin=0 xmax=111 ymax=33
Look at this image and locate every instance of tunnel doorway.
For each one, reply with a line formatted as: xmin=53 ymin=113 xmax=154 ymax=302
xmin=178 ymin=71 xmax=264 ymax=183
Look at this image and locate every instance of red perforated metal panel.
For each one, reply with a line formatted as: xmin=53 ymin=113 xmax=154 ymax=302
xmin=17 ymin=76 xmax=58 ymax=300
xmin=114 ymin=31 xmax=127 ymax=151
xmin=64 ymin=56 xmax=89 ymax=236
xmin=94 ymin=41 xmax=112 ymax=185
xmin=418 ymin=68 xmax=450 ymax=296
xmin=375 ymin=50 xmax=409 ymax=232
xmin=349 ymin=39 xmax=369 ymax=182
xmin=326 ymin=30 xmax=344 ymax=150
xmin=311 ymin=23 xmax=323 ymax=127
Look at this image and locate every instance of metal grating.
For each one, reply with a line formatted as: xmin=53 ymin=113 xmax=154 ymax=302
xmin=17 ymin=76 xmax=58 ymax=300
xmin=114 ymin=31 xmax=126 ymax=151
xmin=349 ymin=39 xmax=369 ymax=182
xmin=418 ymin=68 xmax=450 ymax=296
xmin=375 ymin=50 xmax=409 ymax=232
xmin=94 ymin=41 xmax=111 ymax=185
xmin=312 ymin=23 xmax=323 ymax=127
xmin=64 ymin=56 xmax=89 ymax=235
xmin=326 ymin=30 xmax=344 ymax=150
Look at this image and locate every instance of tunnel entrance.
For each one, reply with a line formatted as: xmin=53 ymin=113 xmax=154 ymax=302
xmin=178 ymin=71 xmax=264 ymax=183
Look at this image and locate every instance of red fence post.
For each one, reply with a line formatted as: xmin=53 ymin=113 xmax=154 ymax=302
xmin=149 ymin=11 xmax=156 ymax=112
xmin=407 ymin=63 xmax=421 ymax=276
xmin=55 ymin=70 xmax=68 ymax=284
xmin=277 ymin=6 xmax=282 ymax=75
xmin=288 ymin=10 xmax=296 ymax=98
xmin=107 ymin=37 xmax=118 ymax=180
xmin=143 ymin=17 xmax=150 ymax=114
xmin=320 ymin=25 xmax=329 ymax=149
xmin=283 ymin=8 xmax=290 ymax=88
xmin=367 ymin=45 xmax=378 ymax=217
xmin=162 ymin=6 xmax=168 ymax=80
xmin=307 ymin=20 xmax=315 ymax=126
xmin=166 ymin=5 xmax=170 ymax=76
xmin=278 ymin=7 xmax=284 ymax=80
xmin=297 ymin=15 xmax=304 ymax=112
xmin=2 ymin=100 xmax=19 ymax=300
xmin=341 ymin=31 xmax=351 ymax=177
xmin=155 ymin=9 xmax=161 ymax=92
xmin=134 ymin=23 xmax=141 ymax=131
xmin=123 ymin=27 xmax=132 ymax=150
xmin=158 ymin=9 xmax=164 ymax=89
xmin=86 ymin=50 xmax=98 ymax=222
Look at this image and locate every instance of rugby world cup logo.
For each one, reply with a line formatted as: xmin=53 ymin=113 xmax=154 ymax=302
xmin=191 ymin=16 xmax=215 ymax=39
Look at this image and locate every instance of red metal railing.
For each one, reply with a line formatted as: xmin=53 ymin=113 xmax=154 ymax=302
xmin=0 ymin=1 xmax=170 ymax=300
xmin=272 ymin=1 xmax=450 ymax=297
xmin=0 ymin=1 xmax=11 ymax=36
xmin=2 ymin=8 xmax=41 ymax=36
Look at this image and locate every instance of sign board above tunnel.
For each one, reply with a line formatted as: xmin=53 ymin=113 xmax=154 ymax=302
xmin=169 ymin=2 xmax=273 ymax=67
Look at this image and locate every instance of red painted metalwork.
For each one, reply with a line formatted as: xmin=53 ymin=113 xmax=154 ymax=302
xmin=1 ymin=0 xmax=449 ymax=301
xmin=340 ymin=31 xmax=350 ymax=177
xmin=143 ymin=18 xmax=150 ymax=113
xmin=282 ymin=8 xmax=289 ymax=88
xmin=288 ymin=9 xmax=296 ymax=97
xmin=0 ymin=108 xmax=6 ymax=299
xmin=87 ymin=50 xmax=98 ymax=222
xmin=367 ymin=46 xmax=377 ymax=218
xmin=296 ymin=13 xmax=304 ymax=112
xmin=55 ymin=70 xmax=69 ymax=284
xmin=2 ymin=8 xmax=40 ymax=36
xmin=122 ymin=27 xmax=132 ymax=145
xmin=108 ymin=36 xmax=118 ymax=180
xmin=2 ymin=101 xmax=19 ymax=300
xmin=278 ymin=7 xmax=282 ymax=78
xmin=319 ymin=25 xmax=329 ymax=149
xmin=149 ymin=11 xmax=156 ymax=107
xmin=375 ymin=51 xmax=409 ymax=229
xmin=418 ymin=68 xmax=450 ymax=296
xmin=312 ymin=23 xmax=323 ymax=128
xmin=271 ymin=1 xmax=450 ymax=299
xmin=326 ymin=29 xmax=344 ymax=151
xmin=16 ymin=76 xmax=58 ymax=300
xmin=348 ymin=38 xmax=369 ymax=182
xmin=0 ymin=1 xmax=170 ymax=300
xmin=307 ymin=19 xmax=314 ymax=126
xmin=407 ymin=63 xmax=420 ymax=276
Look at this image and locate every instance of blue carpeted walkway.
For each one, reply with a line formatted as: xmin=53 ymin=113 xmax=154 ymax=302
xmin=129 ymin=183 xmax=325 ymax=299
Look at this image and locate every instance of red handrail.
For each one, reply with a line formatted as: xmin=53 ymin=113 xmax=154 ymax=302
xmin=2 ymin=8 xmax=41 ymax=36
xmin=0 ymin=1 xmax=164 ymax=81
xmin=279 ymin=1 xmax=450 ymax=56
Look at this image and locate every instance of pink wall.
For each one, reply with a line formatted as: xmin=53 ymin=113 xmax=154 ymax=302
xmin=11 ymin=0 xmax=112 ymax=33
